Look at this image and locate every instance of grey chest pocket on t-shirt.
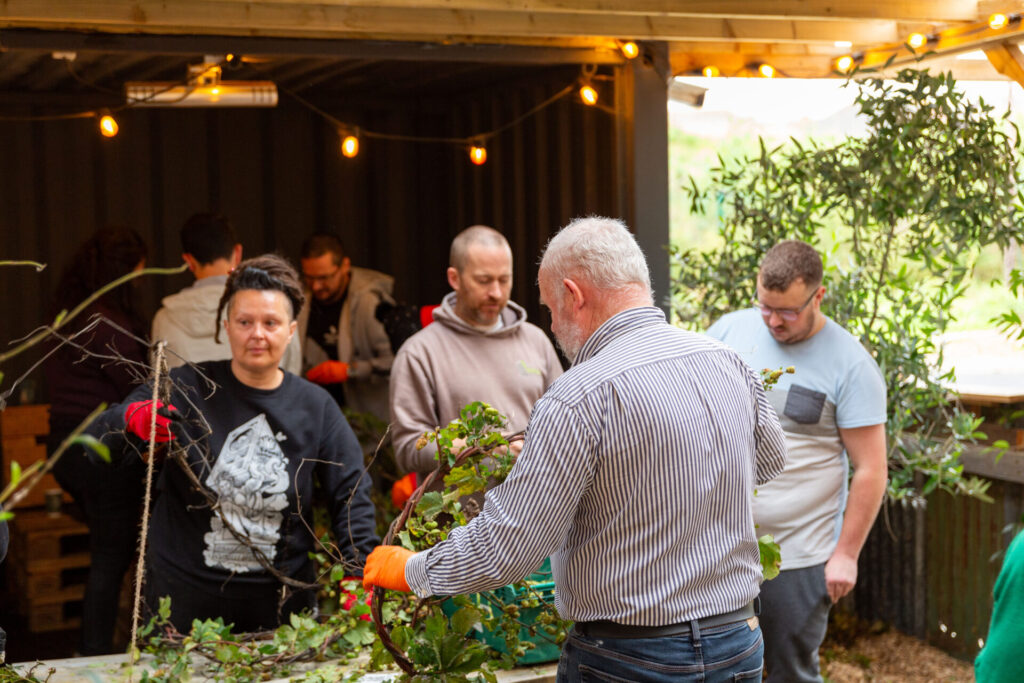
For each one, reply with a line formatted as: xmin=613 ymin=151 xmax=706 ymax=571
xmin=784 ymin=384 xmax=827 ymax=424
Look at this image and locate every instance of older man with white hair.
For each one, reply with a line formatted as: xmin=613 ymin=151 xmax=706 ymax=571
xmin=364 ymin=216 xmax=788 ymax=682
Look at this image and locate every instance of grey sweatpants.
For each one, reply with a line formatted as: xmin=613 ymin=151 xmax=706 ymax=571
xmin=760 ymin=562 xmax=832 ymax=683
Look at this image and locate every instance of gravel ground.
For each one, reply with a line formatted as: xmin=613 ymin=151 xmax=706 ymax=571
xmin=821 ymin=629 xmax=973 ymax=682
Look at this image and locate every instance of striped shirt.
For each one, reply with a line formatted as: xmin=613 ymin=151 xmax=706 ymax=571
xmin=406 ymin=306 xmax=788 ymax=625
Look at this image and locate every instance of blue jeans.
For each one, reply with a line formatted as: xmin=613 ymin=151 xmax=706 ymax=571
xmin=557 ymin=619 xmax=763 ymax=682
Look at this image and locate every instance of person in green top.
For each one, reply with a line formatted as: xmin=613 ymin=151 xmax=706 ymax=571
xmin=976 ymin=530 xmax=1024 ymax=682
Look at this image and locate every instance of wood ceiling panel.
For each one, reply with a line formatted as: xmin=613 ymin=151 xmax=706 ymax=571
xmin=0 ymin=1 xmax=900 ymax=44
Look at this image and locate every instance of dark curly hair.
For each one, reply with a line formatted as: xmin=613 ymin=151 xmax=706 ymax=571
xmin=759 ymin=240 xmax=823 ymax=291
xmin=53 ymin=226 xmax=148 ymax=325
xmin=214 ymin=254 xmax=305 ymax=343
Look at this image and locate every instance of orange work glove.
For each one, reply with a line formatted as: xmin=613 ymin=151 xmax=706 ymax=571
xmin=391 ymin=473 xmax=417 ymax=509
xmin=307 ymin=360 xmax=349 ymax=384
xmin=363 ymin=546 xmax=414 ymax=592
xmin=124 ymin=400 xmax=179 ymax=443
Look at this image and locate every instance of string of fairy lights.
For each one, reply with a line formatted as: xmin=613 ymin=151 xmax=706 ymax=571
xmin=9 ymin=9 xmax=1019 ymax=159
xmin=31 ymin=39 xmax=642 ymax=167
xmin=692 ymin=11 xmax=1024 ymax=79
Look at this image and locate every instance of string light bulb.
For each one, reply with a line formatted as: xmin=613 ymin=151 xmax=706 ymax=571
xmin=758 ymin=63 xmax=776 ymax=78
xmin=341 ymin=132 xmax=359 ymax=158
xmin=99 ymin=113 xmax=119 ymax=138
xmin=907 ymin=32 xmax=928 ymax=49
xmin=836 ymin=55 xmax=855 ymax=74
xmin=580 ymin=83 xmax=599 ymax=106
xmin=702 ymin=65 xmax=721 ymax=78
xmin=619 ymin=41 xmax=639 ymax=59
xmin=469 ymin=143 xmax=487 ymax=165
xmin=989 ymin=13 xmax=1009 ymax=30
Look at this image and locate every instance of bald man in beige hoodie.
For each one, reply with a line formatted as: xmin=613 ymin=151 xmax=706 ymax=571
xmin=389 ymin=226 xmax=562 ymax=511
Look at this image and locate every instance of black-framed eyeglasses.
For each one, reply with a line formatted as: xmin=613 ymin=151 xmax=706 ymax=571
xmin=755 ymin=289 xmax=818 ymax=322
xmin=302 ymin=267 xmax=341 ymax=285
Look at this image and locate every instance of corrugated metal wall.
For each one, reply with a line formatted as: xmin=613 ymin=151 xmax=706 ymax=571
xmin=0 ymin=64 xmax=623 ymax=400
xmin=853 ymin=478 xmax=1024 ymax=661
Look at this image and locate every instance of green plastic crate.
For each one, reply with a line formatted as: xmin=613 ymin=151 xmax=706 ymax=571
xmin=443 ymin=558 xmax=563 ymax=665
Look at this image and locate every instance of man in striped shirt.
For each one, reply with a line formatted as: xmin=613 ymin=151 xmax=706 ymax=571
xmin=365 ymin=216 xmax=788 ymax=681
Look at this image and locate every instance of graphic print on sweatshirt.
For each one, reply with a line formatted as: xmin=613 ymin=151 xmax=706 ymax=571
xmin=202 ymin=414 xmax=289 ymax=572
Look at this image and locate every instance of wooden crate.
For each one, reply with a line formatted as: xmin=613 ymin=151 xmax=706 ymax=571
xmin=24 ymin=597 xmax=84 ymax=633
xmin=0 ymin=404 xmax=50 ymax=439
xmin=0 ymin=404 xmax=70 ymax=509
xmin=7 ymin=510 xmax=90 ymax=632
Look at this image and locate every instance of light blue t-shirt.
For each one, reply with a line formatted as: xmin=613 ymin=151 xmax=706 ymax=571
xmin=707 ymin=308 xmax=886 ymax=568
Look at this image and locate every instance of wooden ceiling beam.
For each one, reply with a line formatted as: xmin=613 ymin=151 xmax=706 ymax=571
xmin=0 ymin=29 xmax=621 ymax=64
xmin=670 ymin=51 xmax=840 ymax=79
xmin=208 ymin=0 xmax=982 ymax=24
xmin=984 ymin=42 xmax=1024 ymax=87
xmin=0 ymin=2 xmax=903 ymax=45
xmin=669 ymin=41 xmax=844 ymax=56
xmin=859 ymin=17 xmax=1024 ymax=68
xmin=670 ymin=50 xmax=1008 ymax=80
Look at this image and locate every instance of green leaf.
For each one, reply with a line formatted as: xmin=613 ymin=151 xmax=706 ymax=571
xmin=158 ymin=596 xmax=172 ymax=622
xmin=8 ymin=461 xmax=21 ymax=487
xmin=439 ymin=633 xmax=470 ymax=669
xmin=391 ymin=624 xmax=413 ymax=650
xmin=423 ymin=611 xmax=447 ymax=641
xmin=450 ymin=605 xmax=483 ymax=636
xmin=415 ymin=491 xmax=445 ymax=520
xmin=72 ymin=434 xmax=110 ymax=463
xmin=758 ymin=534 xmax=782 ymax=581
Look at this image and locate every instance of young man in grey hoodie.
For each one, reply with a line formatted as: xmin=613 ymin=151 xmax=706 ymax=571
xmin=389 ymin=225 xmax=563 ymax=509
xmin=151 ymin=213 xmax=301 ymax=373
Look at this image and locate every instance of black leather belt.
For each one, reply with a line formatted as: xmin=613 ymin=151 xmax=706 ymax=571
xmin=575 ymin=602 xmax=756 ymax=639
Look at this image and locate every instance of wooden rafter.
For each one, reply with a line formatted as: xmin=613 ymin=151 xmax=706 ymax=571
xmin=858 ymin=17 xmax=1024 ymax=69
xmin=203 ymin=0 xmax=981 ymax=23
xmin=984 ymin=42 xmax=1024 ymax=87
xmin=0 ymin=1 xmax=916 ymax=44
xmin=0 ymin=0 xmax=1016 ymax=81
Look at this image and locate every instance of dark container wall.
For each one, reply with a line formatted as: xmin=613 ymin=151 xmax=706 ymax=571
xmin=0 ymin=65 xmax=622 ymax=403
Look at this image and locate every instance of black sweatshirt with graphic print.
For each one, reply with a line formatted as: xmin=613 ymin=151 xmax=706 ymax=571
xmin=87 ymin=360 xmax=379 ymax=594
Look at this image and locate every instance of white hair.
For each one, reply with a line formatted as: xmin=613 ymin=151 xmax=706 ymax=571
xmin=539 ymin=216 xmax=651 ymax=294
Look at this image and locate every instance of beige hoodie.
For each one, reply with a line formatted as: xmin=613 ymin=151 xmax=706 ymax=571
xmin=389 ymin=291 xmax=563 ymax=477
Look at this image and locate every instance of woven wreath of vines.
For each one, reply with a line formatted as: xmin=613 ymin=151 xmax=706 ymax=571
xmin=370 ymin=401 xmax=571 ymax=681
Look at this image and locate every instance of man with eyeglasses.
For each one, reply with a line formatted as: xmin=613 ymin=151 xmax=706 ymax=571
xmin=297 ymin=232 xmax=395 ymax=421
xmin=707 ymin=240 xmax=888 ymax=683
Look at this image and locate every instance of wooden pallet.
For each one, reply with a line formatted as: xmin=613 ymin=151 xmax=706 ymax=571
xmin=0 ymin=404 xmax=70 ymax=510
xmin=7 ymin=509 xmax=91 ymax=632
xmin=23 ymin=596 xmax=84 ymax=633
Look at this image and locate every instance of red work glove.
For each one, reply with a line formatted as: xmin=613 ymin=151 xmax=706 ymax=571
xmin=363 ymin=546 xmax=414 ymax=592
xmin=124 ymin=400 xmax=178 ymax=443
xmin=339 ymin=577 xmax=372 ymax=621
xmin=307 ymin=361 xmax=349 ymax=384
xmin=391 ymin=473 xmax=417 ymax=509
xmin=419 ymin=304 xmax=439 ymax=329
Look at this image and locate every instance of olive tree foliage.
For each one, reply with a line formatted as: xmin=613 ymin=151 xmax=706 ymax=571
xmin=671 ymin=67 xmax=1024 ymax=504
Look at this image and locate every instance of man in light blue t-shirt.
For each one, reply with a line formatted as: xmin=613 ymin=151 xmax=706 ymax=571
xmin=707 ymin=240 xmax=888 ymax=683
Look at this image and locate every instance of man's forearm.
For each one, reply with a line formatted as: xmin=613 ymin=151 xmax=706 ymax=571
xmin=832 ymin=465 xmax=887 ymax=561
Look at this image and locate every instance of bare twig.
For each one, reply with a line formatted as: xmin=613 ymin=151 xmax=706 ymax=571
xmin=0 ymin=264 xmax=187 ymax=365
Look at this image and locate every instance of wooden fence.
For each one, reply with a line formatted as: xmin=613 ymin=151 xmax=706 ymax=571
xmin=851 ymin=447 xmax=1024 ymax=660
